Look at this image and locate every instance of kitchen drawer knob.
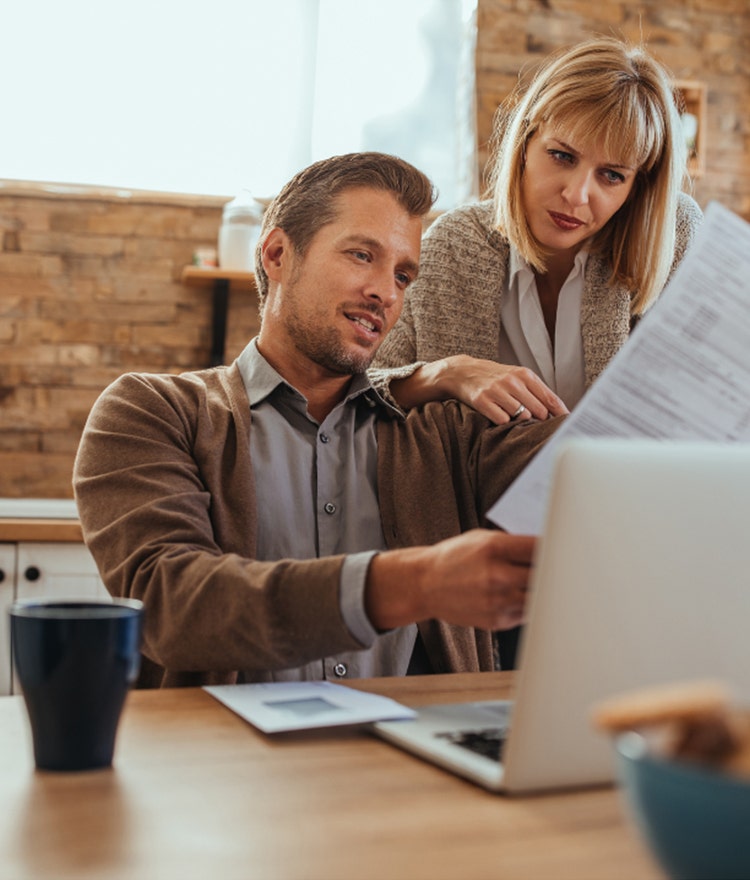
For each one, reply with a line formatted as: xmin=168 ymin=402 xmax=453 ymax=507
xmin=24 ymin=566 xmax=41 ymax=582
xmin=0 ymin=568 xmax=5 ymax=583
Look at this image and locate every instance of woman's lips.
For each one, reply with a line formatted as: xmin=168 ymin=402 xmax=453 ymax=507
xmin=549 ymin=211 xmax=585 ymax=231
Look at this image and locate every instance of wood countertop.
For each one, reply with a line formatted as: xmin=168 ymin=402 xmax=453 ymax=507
xmin=0 ymin=519 xmax=84 ymax=543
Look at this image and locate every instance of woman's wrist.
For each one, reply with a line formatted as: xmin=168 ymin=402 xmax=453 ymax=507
xmin=390 ymin=356 xmax=466 ymax=408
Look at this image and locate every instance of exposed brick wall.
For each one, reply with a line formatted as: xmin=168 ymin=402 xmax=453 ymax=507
xmin=0 ymin=184 xmax=261 ymax=497
xmin=1 ymin=0 xmax=748 ymax=498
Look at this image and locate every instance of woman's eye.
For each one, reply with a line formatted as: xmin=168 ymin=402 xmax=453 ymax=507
xmin=602 ymin=169 xmax=626 ymax=184
xmin=549 ymin=149 xmax=574 ymax=164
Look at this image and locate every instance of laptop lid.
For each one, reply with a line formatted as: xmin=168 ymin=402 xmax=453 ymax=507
xmin=375 ymin=438 xmax=750 ymax=794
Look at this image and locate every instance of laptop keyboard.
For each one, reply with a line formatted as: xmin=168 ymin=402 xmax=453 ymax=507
xmin=436 ymin=728 xmax=507 ymax=762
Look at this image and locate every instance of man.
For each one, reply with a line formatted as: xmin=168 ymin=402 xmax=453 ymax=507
xmin=73 ymin=153 xmax=560 ymax=688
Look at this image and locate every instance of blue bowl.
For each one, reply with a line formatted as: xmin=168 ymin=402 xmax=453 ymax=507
xmin=616 ymin=731 xmax=750 ymax=880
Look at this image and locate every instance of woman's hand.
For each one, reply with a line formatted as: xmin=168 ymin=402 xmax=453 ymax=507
xmin=390 ymin=354 xmax=569 ymax=424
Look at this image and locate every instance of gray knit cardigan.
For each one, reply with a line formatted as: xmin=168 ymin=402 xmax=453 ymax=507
xmin=370 ymin=193 xmax=703 ymax=401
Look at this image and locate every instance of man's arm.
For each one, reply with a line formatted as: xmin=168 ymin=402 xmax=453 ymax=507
xmin=366 ymin=531 xmax=533 ymax=633
xmin=74 ymin=373 xmax=544 ymax=677
xmin=73 ymin=372 xmax=365 ymax=675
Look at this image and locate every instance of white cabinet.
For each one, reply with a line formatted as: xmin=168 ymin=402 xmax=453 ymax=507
xmin=0 ymin=541 xmax=109 ymax=695
xmin=14 ymin=543 xmax=109 ymax=603
xmin=0 ymin=544 xmax=15 ymax=695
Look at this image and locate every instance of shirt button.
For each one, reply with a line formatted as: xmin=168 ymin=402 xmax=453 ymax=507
xmin=320 ymin=433 xmax=330 ymax=443
xmin=333 ymin=663 xmax=347 ymax=677
xmin=324 ymin=502 xmax=336 ymax=515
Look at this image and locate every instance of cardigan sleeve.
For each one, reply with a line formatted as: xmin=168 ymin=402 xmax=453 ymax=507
xmin=73 ymin=371 xmax=366 ymax=682
xmin=369 ymin=201 xmax=506 ymax=403
xmin=671 ymin=191 xmax=704 ymax=277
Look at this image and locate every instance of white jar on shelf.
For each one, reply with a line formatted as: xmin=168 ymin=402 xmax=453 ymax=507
xmin=218 ymin=190 xmax=264 ymax=271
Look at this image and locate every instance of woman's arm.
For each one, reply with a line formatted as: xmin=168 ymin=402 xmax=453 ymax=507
xmin=389 ymin=355 xmax=568 ymax=424
xmin=369 ymin=202 xmax=567 ymax=423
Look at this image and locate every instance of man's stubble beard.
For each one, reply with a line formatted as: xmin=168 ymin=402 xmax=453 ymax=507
xmin=282 ymin=275 xmax=378 ymax=376
xmin=288 ymin=317 xmax=375 ymax=376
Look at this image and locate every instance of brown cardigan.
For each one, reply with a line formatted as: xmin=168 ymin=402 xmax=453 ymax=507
xmin=73 ymin=362 xmax=558 ymax=687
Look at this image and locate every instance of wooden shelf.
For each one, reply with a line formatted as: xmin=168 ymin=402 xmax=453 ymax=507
xmin=181 ymin=266 xmax=256 ymax=291
xmin=674 ymin=80 xmax=707 ymax=178
xmin=181 ymin=267 xmax=257 ymax=366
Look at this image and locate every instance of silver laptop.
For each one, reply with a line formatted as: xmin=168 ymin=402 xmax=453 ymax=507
xmin=373 ymin=438 xmax=750 ymax=794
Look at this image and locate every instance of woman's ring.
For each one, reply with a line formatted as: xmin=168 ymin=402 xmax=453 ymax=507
xmin=510 ymin=404 xmax=526 ymax=420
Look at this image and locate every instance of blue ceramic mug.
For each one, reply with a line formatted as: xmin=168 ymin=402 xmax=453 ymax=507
xmin=10 ymin=599 xmax=143 ymax=771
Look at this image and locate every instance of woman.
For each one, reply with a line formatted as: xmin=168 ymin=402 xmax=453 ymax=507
xmin=371 ymin=37 xmax=703 ymax=423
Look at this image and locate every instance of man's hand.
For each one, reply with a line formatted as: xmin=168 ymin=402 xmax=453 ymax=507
xmin=391 ymin=354 xmax=568 ymax=424
xmin=365 ymin=530 xmax=535 ymax=632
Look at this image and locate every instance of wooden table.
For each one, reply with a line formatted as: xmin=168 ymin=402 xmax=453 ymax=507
xmin=0 ymin=673 xmax=663 ymax=880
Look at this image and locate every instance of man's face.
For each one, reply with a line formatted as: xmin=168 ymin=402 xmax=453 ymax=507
xmin=260 ymin=187 xmax=422 ymax=378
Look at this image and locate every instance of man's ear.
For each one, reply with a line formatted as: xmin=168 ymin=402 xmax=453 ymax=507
xmin=261 ymin=227 xmax=291 ymax=282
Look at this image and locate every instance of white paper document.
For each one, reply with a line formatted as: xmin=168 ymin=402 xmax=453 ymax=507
xmin=204 ymin=680 xmax=416 ymax=733
xmin=488 ymin=201 xmax=750 ymax=534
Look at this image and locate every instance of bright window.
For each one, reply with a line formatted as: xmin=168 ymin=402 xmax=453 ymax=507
xmin=3 ymin=0 xmax=477 ymax=209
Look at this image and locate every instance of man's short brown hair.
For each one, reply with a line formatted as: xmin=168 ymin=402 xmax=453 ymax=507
xmin=255 ymin=152 xmax=436 ymax=307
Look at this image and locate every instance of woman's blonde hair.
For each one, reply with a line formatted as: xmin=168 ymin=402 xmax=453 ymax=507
xmin=488 ymin=37 xmax=689 ymax=314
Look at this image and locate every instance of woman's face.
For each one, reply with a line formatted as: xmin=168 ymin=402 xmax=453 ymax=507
xmin=521 ymin=122 xmax=638 ymax=267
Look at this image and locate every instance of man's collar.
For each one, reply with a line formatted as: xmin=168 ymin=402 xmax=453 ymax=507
xmin=236 ymin=338 xmax=401 ymax=417
xmin=237 ymin=338 xmax=287 ymax=406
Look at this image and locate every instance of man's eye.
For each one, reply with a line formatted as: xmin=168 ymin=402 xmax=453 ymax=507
xmin=351 ymin=250 xmax=370 ymax=261
xmin=395 ymin=272 xmax=412 ymax=288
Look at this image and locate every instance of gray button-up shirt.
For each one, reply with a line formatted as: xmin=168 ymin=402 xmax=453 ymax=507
xmin=237 ymin=339 xmax=418 ymax=681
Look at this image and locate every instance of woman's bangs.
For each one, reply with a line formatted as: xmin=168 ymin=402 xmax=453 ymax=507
xmin=549 ymin=92 xmax=664 ymax=172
